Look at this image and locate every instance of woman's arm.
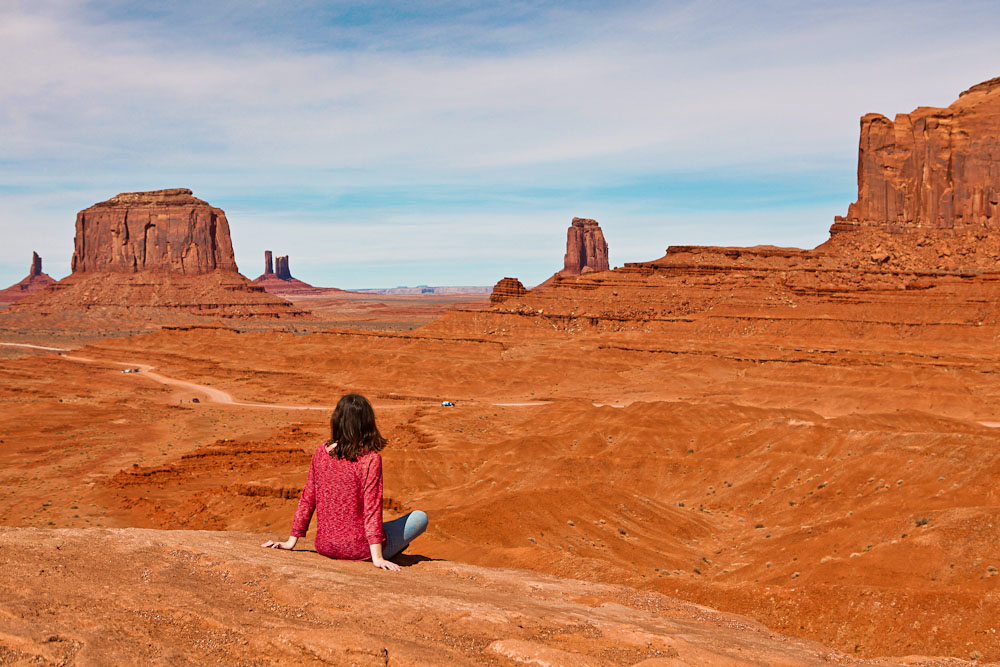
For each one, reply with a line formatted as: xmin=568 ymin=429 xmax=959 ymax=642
xmin=262 ymin=450 xmax=317 ymax=550
xmin=289 ymin=454 xmax=318 ymax=539
xmin=369 ymin=541 xmax=400 ymax=571
xmin=361 ymin=454 xmax=387 ymax=548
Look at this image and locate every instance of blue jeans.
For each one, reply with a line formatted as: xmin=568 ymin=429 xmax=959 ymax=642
xmin=383 ymin=510 xmax=428 ymax=559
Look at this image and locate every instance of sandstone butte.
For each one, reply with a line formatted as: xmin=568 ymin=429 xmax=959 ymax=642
xmin=6 ymin=189 xmax=308 ymax=324
xmin=505 ymin=217 xmax=612 ymax=299
xmin=252 ymin=250 xmax=338 ymax=297
xmin=470 ymin=76 xmax=1000 ymax=335
xmin=0 ymin=251 xmax=55 ymax=305
xmin=71 ymin=188 xmax=236 ymax=274
xmin=564 ymin=217 xmax=610 ymax=275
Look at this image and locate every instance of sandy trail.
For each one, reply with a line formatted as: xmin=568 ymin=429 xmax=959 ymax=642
xmin=6 ymin=342 xmax=999 ymax=427
xmin=51 ymin=350 xmax=532 ymax=412
xmin=0 ymin=342 xmax=71 ymax=351
xmin=61 ymin=354 xmax=335 ymax=411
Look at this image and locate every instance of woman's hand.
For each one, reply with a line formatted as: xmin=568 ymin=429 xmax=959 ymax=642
xmin=261 ymin=536 xmax=298 ymax=550
xmin=369 ymin=542 xmax=400 ymax=571
xmin=372 ymin=557 xmax=401 ymax=572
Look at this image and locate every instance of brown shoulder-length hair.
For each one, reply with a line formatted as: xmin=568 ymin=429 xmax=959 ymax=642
xmin=327 ymin=393 xmax=387 ymax=461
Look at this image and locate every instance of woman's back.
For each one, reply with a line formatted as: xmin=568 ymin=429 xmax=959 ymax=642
xmin=290 ymin=445 xmax=386 ymax=560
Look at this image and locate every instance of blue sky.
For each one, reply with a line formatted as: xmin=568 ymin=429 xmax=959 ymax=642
xmin=1 ymin=1 xmax=998 ymax=289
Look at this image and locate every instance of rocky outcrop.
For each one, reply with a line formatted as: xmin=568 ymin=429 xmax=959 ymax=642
xmin=824 ymin=76 xmax=1000 ymax=271
xmin=30 ymin=251 xmax=42 ymax=277
xmin=427 ymin=76 xmax=1000 ymax=338
xmin=563 ymin=218 xmax=609 ymax=275
xmin=489 ymin=277 xmax=527 ymax=304
xmin=0 ymin=527 xmax=862 ymax=665
xmin=71 ymin=188 xmax=238 ymax=274
xmin=0 ymin=252 xmax=56 ymax=305
xmin=275 ymin=255 xmax=291 ymax=280
xmin=253 ymin=251 xmax=335 ymax=297
xmin=7 ymin=192 xmax=308 ymax=322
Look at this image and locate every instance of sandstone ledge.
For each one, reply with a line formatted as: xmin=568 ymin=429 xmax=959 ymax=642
xmin=0 ymin=527 xmax=943 ymax=666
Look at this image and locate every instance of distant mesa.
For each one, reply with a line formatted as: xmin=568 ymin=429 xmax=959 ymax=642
xmin=489 ymin=277 xmax=527 ymax=305
xmin=562 ymin=217 xmax=609 ymax=276
xmin=252 ymin=250 xmax=340 ymax=297
xmin=0 ymin=252 xmax=56 ymax=305
xmin=7 ymin=189 xmax=308 ymax=323
xmin=71 ymin=188 xmax=237 ymax=275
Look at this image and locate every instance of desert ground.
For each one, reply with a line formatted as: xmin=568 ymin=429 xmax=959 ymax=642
xmin=2 ymin=283 xmax=998 ymax=664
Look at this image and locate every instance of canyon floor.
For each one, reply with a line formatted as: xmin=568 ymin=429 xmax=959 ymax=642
xmin=1 ymin=290 xmax=998 ymax=665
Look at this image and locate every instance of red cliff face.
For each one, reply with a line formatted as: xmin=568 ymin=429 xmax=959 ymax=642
xmin=825 ymin=77 xmax=1000 ymax=270
xmin=563 ymin=218 xmax=609 ymax=275
xmin=842 ymin=77 xmax=1000 ymax=229
xmin=71 ymin=189 xmax=238 ymax=274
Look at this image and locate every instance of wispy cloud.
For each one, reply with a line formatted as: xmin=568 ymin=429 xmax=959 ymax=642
xmin=1 ymin=1 xmax=998 ymax=287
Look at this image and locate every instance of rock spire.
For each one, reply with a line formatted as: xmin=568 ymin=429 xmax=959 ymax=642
xmin=563 ymin=218 xmax=609 ymax=275
xmin=0 ymin=251 xmax=56 ymax=304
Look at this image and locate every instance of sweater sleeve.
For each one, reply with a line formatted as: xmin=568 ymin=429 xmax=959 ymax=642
xmin=362 ymin=453 xmax=386 ymax=545
xmin=289 ymin=452 xmax=317 ymax=538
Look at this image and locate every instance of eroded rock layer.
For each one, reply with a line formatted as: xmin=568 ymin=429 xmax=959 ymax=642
xmin=71 ymin=188 xmax=237 ymax=274
xmin=825 ymin=77 xmax=1000 ymax=271
xmin=0 ymin=252 xmax=55 ymax=305
xmin=6 ymin=271 xmax=308 ymax=324
xmin=489 ymin=277 xmax=527 ymax=304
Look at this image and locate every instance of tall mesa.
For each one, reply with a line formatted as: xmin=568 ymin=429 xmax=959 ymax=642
xmin=71 ymin=188 xmax=237 ymax=274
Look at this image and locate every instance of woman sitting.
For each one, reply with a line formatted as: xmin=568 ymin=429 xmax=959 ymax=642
xmin=262 ymin=393 xmax=428 ymax=571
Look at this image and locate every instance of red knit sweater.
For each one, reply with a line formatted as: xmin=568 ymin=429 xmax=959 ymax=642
xmin=290 ymin=445 xmax=386 ymax=560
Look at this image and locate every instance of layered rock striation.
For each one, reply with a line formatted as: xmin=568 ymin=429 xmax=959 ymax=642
xmin=71 ymin=189 xmax=237 ymax=274
xmin=489 ymin=277 xmax=527 ymax=305
xmin=0 ymin=252 xmax=56 ymax=305
xmin=824 ymin=76 xmax=1000 ymax=271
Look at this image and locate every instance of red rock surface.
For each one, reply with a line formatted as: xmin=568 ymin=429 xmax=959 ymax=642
xmin=71 ymin=188 xmax=238 ymax=274
xmin=823 ymin=76 xmax=1000 ymax=271
xmin=489 ymin=276 xmax=527 ymax=304
xmin=0 ymin=527 xmax=898 ymax=665
xmin=563 ymin=217 xmax=609 ymax=275
xmin=0 ymin=252 xmax=55 ymax=305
